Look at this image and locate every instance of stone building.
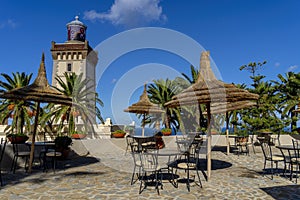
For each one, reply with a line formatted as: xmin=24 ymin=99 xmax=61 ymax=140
xmin=50 ymin=16 xmax=98 ymax=124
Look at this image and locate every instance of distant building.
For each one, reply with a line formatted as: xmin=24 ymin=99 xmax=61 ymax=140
xmin=50 ymin=16 xmax=98 ymax=123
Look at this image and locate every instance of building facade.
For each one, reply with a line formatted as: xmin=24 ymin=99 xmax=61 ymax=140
xmin=50 ymin=16 xmax=98 ymax=124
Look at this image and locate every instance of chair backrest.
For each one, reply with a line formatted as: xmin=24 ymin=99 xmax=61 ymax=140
xmin=139 ymin=149 xmax=159 ymax=171
xmin=292 ymin=139 xmax=299 ymax=160
xmin=260 ymin=142 xmax=272 ymax=160
xmin=0 ymin=138 xmax=8 ymax=166
xmin=176 ymin=134 xmax=194 ymax=149
xmin=126 ymin=135 xmax=133 ymax=146
xmin=129 ymin=142 xmax=140 ymax=165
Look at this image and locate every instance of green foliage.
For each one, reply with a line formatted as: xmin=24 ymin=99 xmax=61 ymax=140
xmin=147 ymin=79 xmax=181 ymax=130
xmin=0 ymin=72 xmax=34 ymax=134
xmin=44 ymin=72 xmax=104 ymax=136
xmin=54 ymin=136 xmax=72 ymax=149
xmin=112 ymin=130 xmax=126 ymax=134
xmin=161 ymin=128 xmax=172 ymax=133
xmin=239 ymin=61 xmax=299 ymax=133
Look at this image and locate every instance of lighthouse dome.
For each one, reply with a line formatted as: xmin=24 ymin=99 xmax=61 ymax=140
xmin=66 ymin=16 xmax=87 ymax=42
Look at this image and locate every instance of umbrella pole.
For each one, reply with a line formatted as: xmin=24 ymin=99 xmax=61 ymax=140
xmin=206 ymin=103 xmax=211 ymax=180
xmin=226 ymin=112 xmax=230 ymax=155
xmin=28 ymin=101 xmax=40 ymax=173
xmin=142 ymin=113 xmax=145 ymax=137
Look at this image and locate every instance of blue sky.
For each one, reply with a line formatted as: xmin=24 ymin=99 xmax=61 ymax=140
xmin=0 ymin=0 xmax=299 ymax=126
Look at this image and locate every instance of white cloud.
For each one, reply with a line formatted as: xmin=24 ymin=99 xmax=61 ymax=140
xmin=0 ymin=19 xmax=17 ymax=29
xmin=274 ymin=62 xmax=280 ymax=67
xmin=287 ymin=65 xmax=298 ymax=71
xmin=84 ymin=0 xmax=166 ymax=28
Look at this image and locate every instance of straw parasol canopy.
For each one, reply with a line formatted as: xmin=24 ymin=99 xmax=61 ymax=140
xmin=165 ymin=51 xmax=259 ymax=179
xmin=0 ymin=53 xmax=72 ymax=173
xmin=124 ymin=84 xmax=164 ymax=136
xmin=209 ymin=101 xmax=257 ymax=115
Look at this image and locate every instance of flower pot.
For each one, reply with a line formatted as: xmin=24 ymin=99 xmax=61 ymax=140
xmin=72 ymin=133 xmax=87 ymax=139
xmin=162 ymin=131 xmax=172 ymax=136
xmin=8 ymin=135 xmax=29 ymax=144
xmin=112 ymin=133 xmax=126 ymax=138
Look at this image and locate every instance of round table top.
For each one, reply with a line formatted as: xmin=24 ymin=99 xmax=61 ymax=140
xmin=26 ymin=141 xmax=55 ymax=146
xmin=131 ymin=135 xmax=154 ymax=138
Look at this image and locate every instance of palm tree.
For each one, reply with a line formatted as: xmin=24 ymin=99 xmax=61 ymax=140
xmin=148 ymin=79 xmax=181 ymax=130
xmin=44 ymin=72 xmax=104 ymax=136
xmin=181 ymin=65 xmax=207 ymax=130
xmin=273 ymin=72 xmax=300 ymax=131
xmin=0 ymin=72 xmax=33 ymax=134
xmin=181 ymin=65 xmax=199 ymax=85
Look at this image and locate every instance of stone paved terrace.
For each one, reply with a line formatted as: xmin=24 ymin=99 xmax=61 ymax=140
xmin=0 ymin=137 xmax=300 ymax=199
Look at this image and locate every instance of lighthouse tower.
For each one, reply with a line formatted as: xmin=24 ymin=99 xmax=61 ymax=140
xmin=51 ymin=16 xmax=98 ymax=123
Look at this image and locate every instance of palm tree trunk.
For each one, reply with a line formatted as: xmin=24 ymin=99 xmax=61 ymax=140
xmin=291 ymin=106 xmax=297 ymax=131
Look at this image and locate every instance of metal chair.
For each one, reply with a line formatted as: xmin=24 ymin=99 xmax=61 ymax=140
xmin=291 ymin=139 xmax=300 ymax=183
xmin=11 ymin=137 xmax=30 ymax=173
xmin=260 ymin=141 xmax=284 ymax=179
xmin=0 ymin=138 xmax=8 ymax=186
xmin=175 ymin=142 xmax=203 ymax=192
xmin=125 ymin=135 xmax=138 ymax=155
xmin=235 ymin=136 xmax=249 ymax=156
xmin=129 ymin=142 xmax=141 ymax=185
xmin=278 ymin=146 xmax=293 ymax=179
xmin=44 ymin=149 xmax=62 ymax=173
xmin=139 ymin=149 xmax=162 ymax=195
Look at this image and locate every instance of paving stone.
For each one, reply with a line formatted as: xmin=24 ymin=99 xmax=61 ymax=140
xmin=0 ymin=140 xmax=299 ymax=199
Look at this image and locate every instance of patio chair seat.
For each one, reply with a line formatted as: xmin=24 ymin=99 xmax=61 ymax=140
xmin=17 ymin=151 xmax=31 ymax=157
xmin=46 ymin=151 xmax=62 ymax=157
xmin=271 ymin=155 xmax=284 ymax=161
xmin=44 ymin=151 xmax=63 ymax=173
xmin=291 ymin=157 xmax=300 ymax=163
xmin=177 ymin=162 xmax=196 ymax=169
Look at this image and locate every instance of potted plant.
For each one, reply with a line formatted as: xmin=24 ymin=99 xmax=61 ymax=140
xmin=210 ymin=128 xmax=219 ymax=135
xmin=236 ymin=130 xmax=249 ymax=143
xmin=54 ymin=136 xmax=72 ymax=159
xmin=7 ymin=133 xmax=29 ymax=144
xmin=161 ymin=128 xmax=172 ymax=136
xmin=111 ymin=130 xmax=126 ymax=138
xmin=71 ymin=130 xmax=87 ymax=139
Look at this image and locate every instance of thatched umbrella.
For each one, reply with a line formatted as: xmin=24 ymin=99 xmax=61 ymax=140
xmin=0 ymin=53 xmax=72 ymax=173
xmin=165 ymin=51 xmax=259 ymax=179
xmin=124 ymin=84 xmax=164 ymax=136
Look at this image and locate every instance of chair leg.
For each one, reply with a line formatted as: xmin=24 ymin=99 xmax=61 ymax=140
xmin=0 ymin=171 xmax=3 ymax=186
xmin=263 ymin=160 xmax=267 ymax=175
xmin=186 ymin=168 xmax=190 ymax=192
xmin=196 ymin=169 xmax=202 ymax=188
xmin=52 ymin=157 xmax=56 ymax=174
xmin=290 ymin=164 xmax=294 ymax=181
xmin=155 ymin=171 xmax=160 ymax=195
xmin=24 ymin=156 xmax=29 ymax=172
xmin=10 ymin=156 xmax=16 ymax=172
xmin=131 ymin=166 xmax=137 ymax=185
xmin=139 ymin=172 xmax=146 ymax=194
xmin=271 ymin=161 xmax=274 ymax=180
xmin=13 ymin=156 xmax=18 ymax=174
